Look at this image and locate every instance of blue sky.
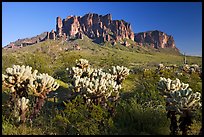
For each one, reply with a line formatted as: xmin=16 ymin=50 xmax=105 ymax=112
xmin=2 ymin=2 xmax=202 ymax=56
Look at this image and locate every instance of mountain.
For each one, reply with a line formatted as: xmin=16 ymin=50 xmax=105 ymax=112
xmin=54 ymin=13 xmax=134 ymax=43
xmin=134 ymin=30 xmax=176 ymax=49
xmin=3 ymin=13 xmax=178 ymax=53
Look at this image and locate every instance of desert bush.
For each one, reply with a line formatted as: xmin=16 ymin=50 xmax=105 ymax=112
xmin=113 ymin=98 xmax=169 ymax=135
xmin=53 ymin=96 xmax=116 ymax=135
xmin=53 ymin=67 xmax=69 ymax=82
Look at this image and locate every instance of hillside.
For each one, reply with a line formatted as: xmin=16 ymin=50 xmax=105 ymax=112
xmin=2 ymin=36 xmax=202 ymax=99
xmin=2 ymin=36 xmax=202 ymax=135
xmin=2 ymin=36 xmax=201 ymax=74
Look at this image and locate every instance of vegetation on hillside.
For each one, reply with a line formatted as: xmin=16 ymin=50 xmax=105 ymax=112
xmin=2 ymin=38 xmax=202 ymax=135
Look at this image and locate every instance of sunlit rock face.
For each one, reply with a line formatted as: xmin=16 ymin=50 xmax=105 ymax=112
xmin=55 ymin=13 xmax=134 ymax=43
xmin=134 ymin=30 xmax=176 ymax=48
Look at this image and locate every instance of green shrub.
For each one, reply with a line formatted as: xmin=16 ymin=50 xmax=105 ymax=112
xmin=113 ymin=98 xmax=170 ymax=135
xmin=53 ymin=96 xmax=116 ymax=135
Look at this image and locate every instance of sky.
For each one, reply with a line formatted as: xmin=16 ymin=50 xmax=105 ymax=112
xmin=2 ymin=2 xmax=202 ymax=56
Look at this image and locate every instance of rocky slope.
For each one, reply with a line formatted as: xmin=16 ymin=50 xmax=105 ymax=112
xmin=4 ymin=32 xmax=48 ymax=49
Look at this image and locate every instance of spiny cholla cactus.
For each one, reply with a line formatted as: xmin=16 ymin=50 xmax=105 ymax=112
xmin=28 ymin=73 xmax=59 ymax=99
xmin=76 ymin=59 xmax=89 ymax=69
xmin=67 ymin=59 xmax=129 ymax=105
xmin=2 ymin=65 xmax=59 ymax=98
xmin=158 ymin=77 xmax=190 ymax=97
xmin=16 ymin=97 xmax=29 ymax=123
xmin=28 ymin=73 xmax=59 ymax=120
xmin=2 ymin=65 xmax=37 ymax=96
xmin=110 ymin=66 xmax=129 ymax=84
xmin=166 ymin=89 xmax=201 ymax=114
xmin=156 ymin=64 xmax=178 ymax=74
xmin=75 ymin=69 xmax=121 ymax=102
xmin=158 ymin=77 xmax=202 ymax=135
xmin=181 ymin=64 xmax=201 ymax=74
xmin=158 ymin=63 xmax=164 ymax=70
xmin=158 ymin=77 xmax=201 ymax=112
xmin=182 ymin=64 xmax=190 ymax=72
xmin=2 ymin=65 xmax=59 ymax=123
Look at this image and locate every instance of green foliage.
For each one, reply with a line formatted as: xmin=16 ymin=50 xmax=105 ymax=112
xmin=113 ymin=98 xmax=170 ymax=135
xmin=2 ymin=38 xmax=202 ymax=135
xmin=2 ymin=100 xmax=59 ymax=135
xmin=23 ymin=53 xmax=53 ymax=75
xmin=53 ymin=68 xmax=69 ymax=82
xmin=53 ymin=96 xmax=115 ymax=135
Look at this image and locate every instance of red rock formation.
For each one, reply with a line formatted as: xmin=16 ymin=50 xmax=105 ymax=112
xmin=76 ymin=31 xmax=83 ymax=39
xmin=54 ymin=13 xmax=135 ymax=43
xmin=46 ymin=32 xmax=50 ymax=39
xmin=49 ymin=30 xmax=56 ymax=40
xmin=134 ymin=30 xmax=176 ymax=48
xmin=4 ymin=43 xmax=19 ymax=49
xmin=56 ymin=17 xmax=63 ymax=37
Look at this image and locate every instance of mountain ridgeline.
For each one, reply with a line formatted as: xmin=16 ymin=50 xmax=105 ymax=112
xmin=4 ymin=13 xmax=178 ymax=53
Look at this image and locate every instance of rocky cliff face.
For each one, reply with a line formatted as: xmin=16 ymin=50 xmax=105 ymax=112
xmin=134 ymin=30 xmax=176 ymax=48
xmin=54 ymin=13 xmax=134 ymax=43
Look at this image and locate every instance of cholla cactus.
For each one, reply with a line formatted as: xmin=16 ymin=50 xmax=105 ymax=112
xmin=158 ymin=77 xmax=189 ymax=97
xmin=16 ymin=97 xmax=29 ymax=123
xmin=29 ymin=73 xmax=59 ymax=99
xmin=2 ymin=65 xmax=59 ymax=123
xmin=70 ymin=67 xmax=84 ymax=77
xmin=17 ymin=97 xmax=29 ymax=113
xmin=158 ymin=63 xmax=164 ymax=70
xmin=181 ymin=64 xmax=201 ymax=74
xmin=110 ymin=66 xmax=130 ymax=84
xmin=28 ymin=73 xmax=59 ymax=120
xmin=182 ymin=64 xmax=190 ymax=72
xmin=2 ymin=65 xmax=59 ymax=99
xmin=158 ymin=77 xmax=201 ymax=112
xmin=75 ymin=69 xmax=121 ymax=102
xmin=2 ymin=65 xmax=37 ymax=96
xmin=76 ymin=59 xmax=89 ymax=69
xmin=189 ymin=64 xmax=201 ymax=74
xmin=67 ymin=59 xmax=129 ymax=106
xmin=166 ymin=89 xmax=201 ymax=114
xmin=158 ymin=77 xmax=202 ymax=135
